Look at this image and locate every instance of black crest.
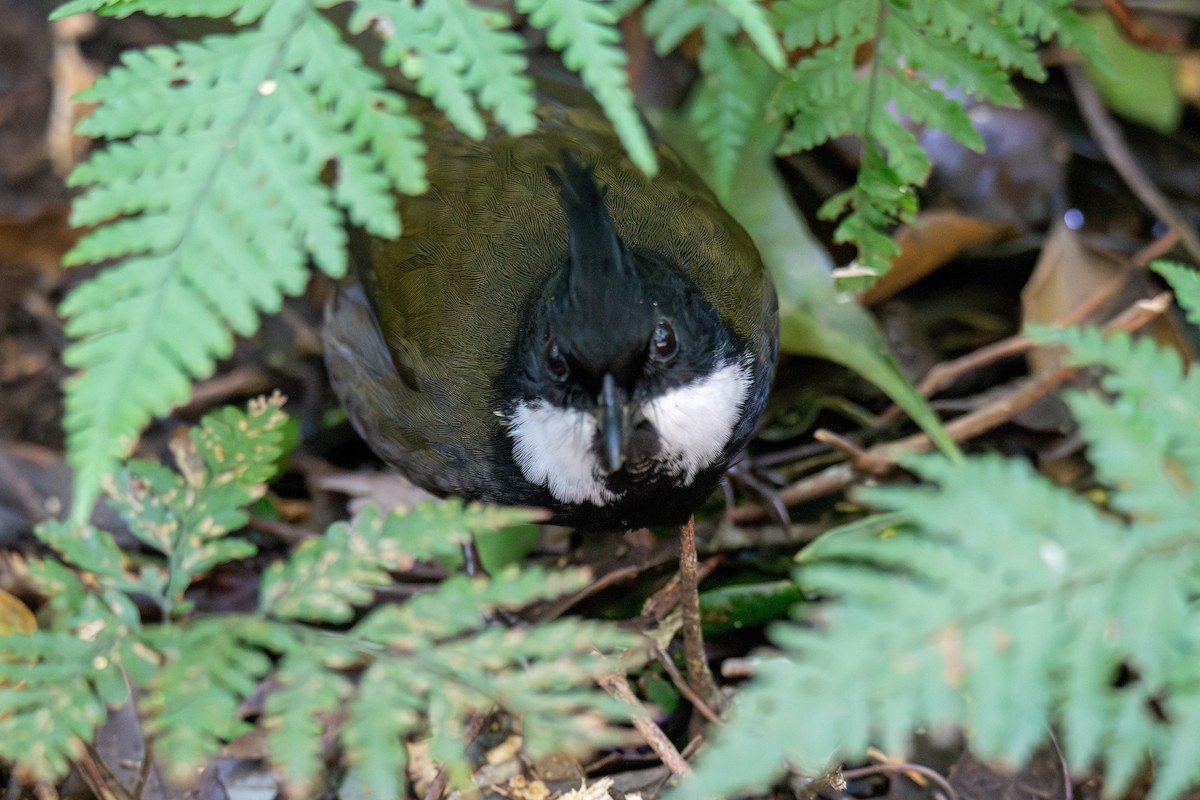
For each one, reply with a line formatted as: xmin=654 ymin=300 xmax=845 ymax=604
xmin=544 ymin=155 xmax=652 ymax=379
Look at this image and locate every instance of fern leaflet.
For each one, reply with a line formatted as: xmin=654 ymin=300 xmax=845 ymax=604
xmin=516 ymin=0 xmax=656 ymax=174
xmin=772 ymin=0 xmax=1095 ymax=271
xmin=59 ymin=0 xmax=427 ymax=523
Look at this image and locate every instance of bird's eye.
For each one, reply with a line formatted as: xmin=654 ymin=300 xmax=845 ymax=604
xmin=544 ymin=340 xmax=569 ymax=381
xmin=650 ymin=320 xmax=678 ymax=362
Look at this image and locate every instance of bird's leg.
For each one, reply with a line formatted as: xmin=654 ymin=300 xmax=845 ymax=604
xmin=677 ymin=515 xmax=721 ymax=713
xmin=723 ymin=456 xmax=792 ymax=532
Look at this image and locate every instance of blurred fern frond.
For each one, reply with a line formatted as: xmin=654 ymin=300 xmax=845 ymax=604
xmin=6 ymin=398 xmax=638 ymax=795
xmin=771 ymin=0 xmax=1094 ymax=273
xmin=674 ymin=262 xmax=1200 ymax=800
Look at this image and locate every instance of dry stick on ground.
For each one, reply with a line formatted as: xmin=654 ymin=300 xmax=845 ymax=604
xmin=841 ymin=762 xmax=959 ymax=800
xmin=652 ymin=643 xmax=721 ymax=725
xmin=1046 ymin=727 xmax=1075 ymax=800
xmin=729 ymin=292 xmax=1172 ymax=523
xmin=911 ymin=269 xmax=1133 ymax=403
xmin=882 ymin=227 xmax=1178 ymax=417
xmin=1099 ymin=0 xmax=1180 ymax=51
xmin=677 ymin=516 xmax=721 ymax=711
xmin=175 ymin=364 xmax=275 ymax=418
xmin=1064 ymin=60 xmax=1200 ymax=264
xmin=597 ymin=670 xmax=692 ymax=776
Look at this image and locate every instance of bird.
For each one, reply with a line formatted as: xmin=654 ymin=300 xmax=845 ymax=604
xmin=322 ymin=71 xmax=778 ymax=531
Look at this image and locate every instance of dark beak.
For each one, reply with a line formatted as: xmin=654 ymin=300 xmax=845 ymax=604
xmin=599 ymin=372 xmax=626 ymax=473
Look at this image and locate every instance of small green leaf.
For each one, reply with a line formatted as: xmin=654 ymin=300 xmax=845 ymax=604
xmin=517 ymin=0 xmax=656 ymax=175
xmin=1152 ymin=260 xmax=1200 ymax=325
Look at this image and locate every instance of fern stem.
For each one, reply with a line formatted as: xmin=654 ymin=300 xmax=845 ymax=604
xmin=1064 ymin=60 xmax=1200 ymax=264
xmin=873 ymin=530 xmax=1200 ymax=666
xmin=862 ymin=0 xmax=891 ymax=151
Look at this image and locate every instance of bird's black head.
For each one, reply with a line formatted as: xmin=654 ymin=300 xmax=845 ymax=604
xmin=498 ymin=156 xmax=755 ymax=520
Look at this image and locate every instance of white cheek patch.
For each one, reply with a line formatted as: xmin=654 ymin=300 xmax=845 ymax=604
xmin=506 ymin=401 xmax=617 ymax=506
xmin=642 ymin=360 xmax=752 ymax=483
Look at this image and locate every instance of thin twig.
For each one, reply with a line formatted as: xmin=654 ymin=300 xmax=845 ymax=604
xmin=597 ymin=670 xmax=692 ymax=776
xmin=641 ymin=554 xmax=723 ymax=624
xmin=176 ymin=364 xmax=274 ymax=417
xmin=1064 ymin=60 xmax=1200 ymax=264
xmin=645 ymin=735 xmax=706 ymax=800
xmin=841 ymin=762 xmax=959 ymax=800
xmin=677 ymin=517 xmax=721 ymax=710
xmin=730 ymin=292 xmax=1172 ymax=523
xmin=652 ymin=643 xmax=721 ymax=724
xmin=1099 ymin=0 xmax=1179 ymax=50
xmin=908 ymin=267 xmax=1132 ymax=404
xmin=813 ymin=429 xmax=891 ymax=475
xmin=1046 ymin=727 xmax=1074 ymax=800
xmin=879 ymin=292 xmax=1170 ymax=453
xmin=1132 ymin=227 xmax=1180 ymax=267
xmin=878 ymin=223 xmax=1175 ymax=426
xmin=728 ymin=463 xmax=855 ymax=523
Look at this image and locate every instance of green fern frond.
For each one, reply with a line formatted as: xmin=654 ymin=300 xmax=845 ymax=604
xmin=724 ymin=0 xmax=786 ymax=61
xmin=0 ymin=632 xmax=111 ymax=778
xmin=60 ymin=0 xmax=427 ymax=524
xmin=774 ymin=38 xmax=864 ymax=148
xmin=641 ymin=0 xmax=784 ymax=198
xmin=434 ymin=620 xmax=636 ymax=755
xmin=261 ymin=516 xmax=397 ymax=623
xmin=676 ymin=279 xmax=1200 ymax=800
xmin=814 ymin=143 xmax=917 ymax=268
xmin=340 ymin=661 xmax=419 ymax=800
xmin=265 ymin=657 xmax=355 ymax=789
xmin=349 ymin=0 xmax=536 ymax=139
xmin=14 ymin=397 xmax=638 ymax=791
xmin=0 ymin=556 xmax=153 ymax=778
xmin=516 ymin=0 xmax=656 ymax=174
xmin=140 ymin=618 xmax=279 ymax=775
xmin=336 ymin=581 xmax=637 ymax=797
xmin=191 ymin=394 xmax=290 ymax=486
xmin=261 ymin=499 xmax=539 ymax=623
xmin=51 ymin=0 xmax=268 ymax=22
xmin=882 ymin=16 xmax=1020 ymax=105
xmin=351 ymin=568 xmax=590 ymax=645
xmin=690 ymin=39 xmax=773 ymax=198
xmin=909 ymin=0 xmax=1044 ymax=75
xmin=1032 ymin=325 xmax=1200 ymax=534
xmin=675 ymin=453 xmax=1200 ymax=800
xmin=776 ymin=0 xmax=876 ymax=47
xmin=642 ymin=0 xmax=709 ymax=53
xmin=265 ymin=501 xmax=542 ymax=623
xmin=773 ymin=0 xmax=1095 ymax=270
xmin=997 ymin=0 xmax=1096 ymax=53
xmin=102 ymin=395 xmax=288 ymax=609
xmin=36 ymin=518 xmax=129 ymax=585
